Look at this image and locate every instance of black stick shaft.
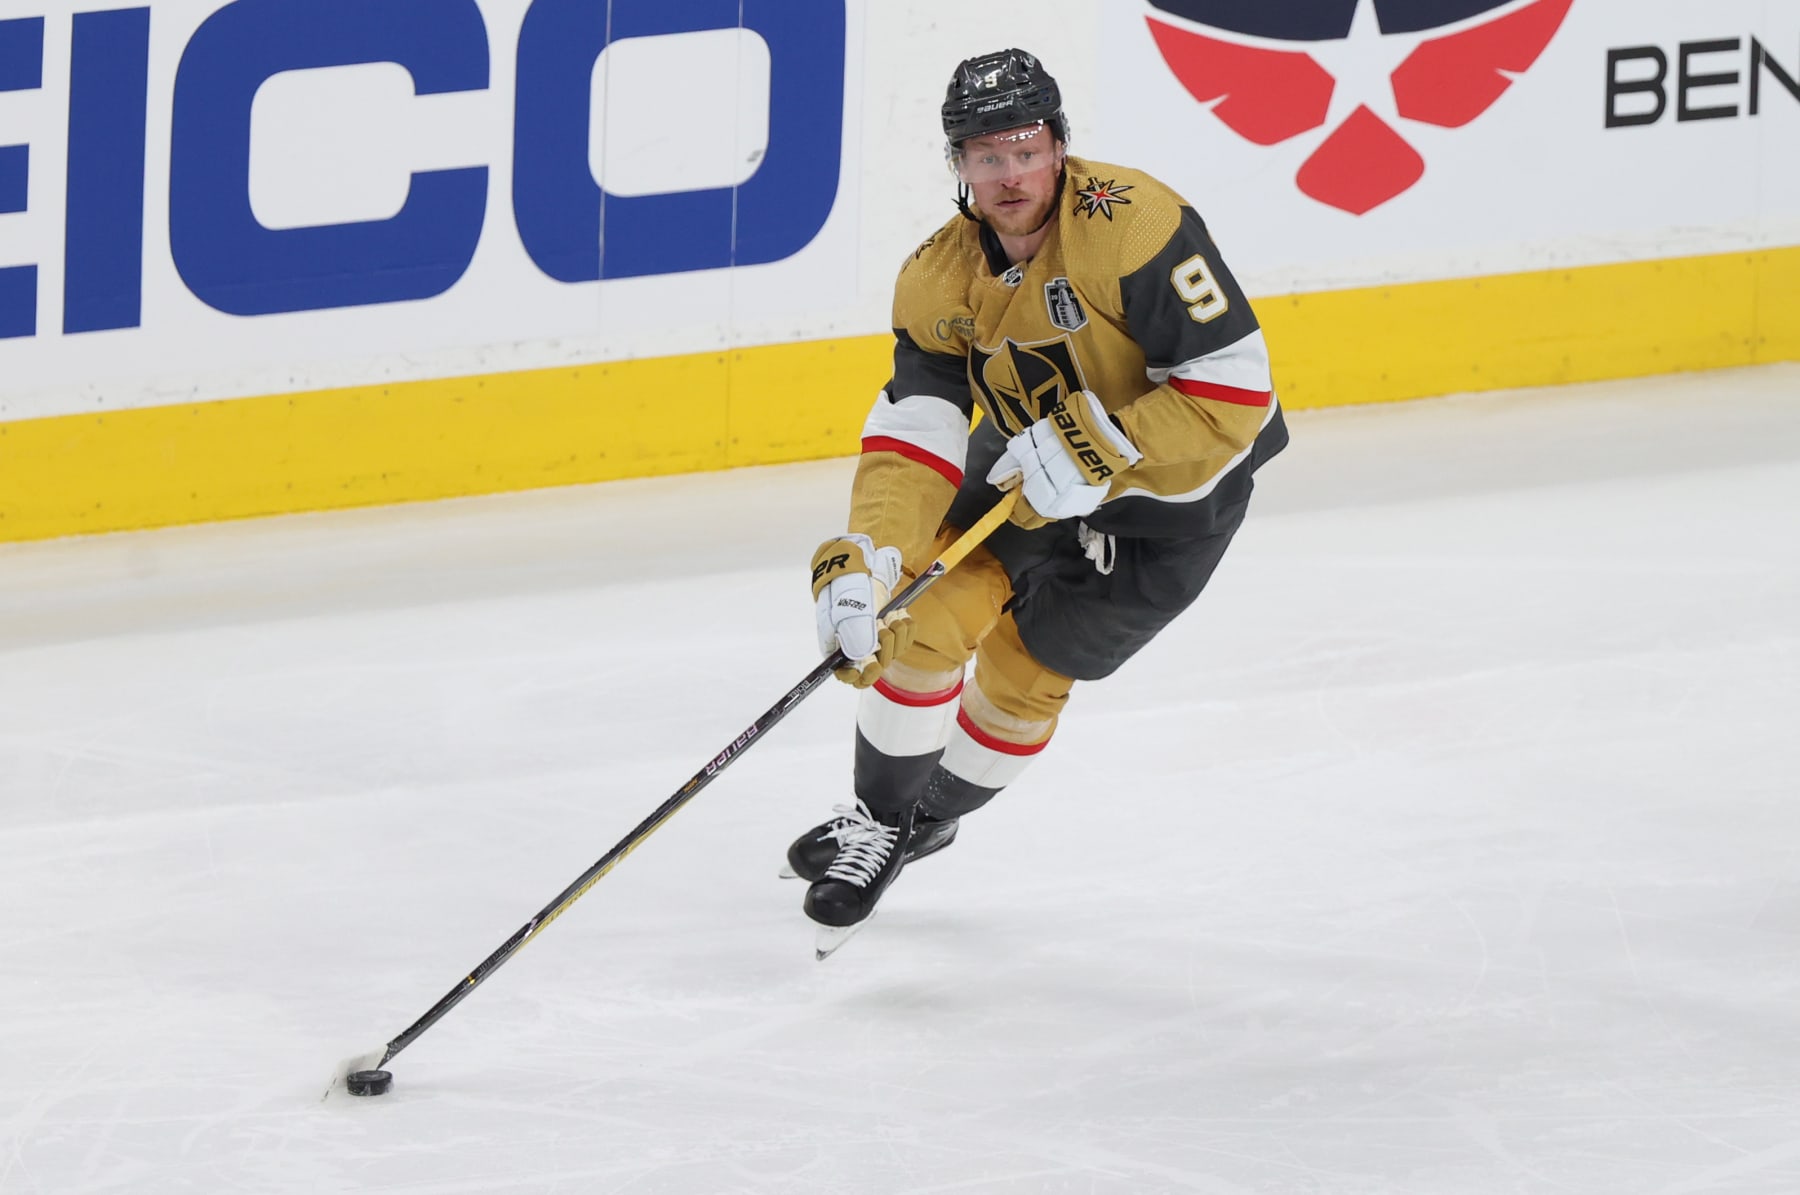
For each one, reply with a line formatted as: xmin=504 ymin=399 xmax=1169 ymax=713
xmin=369 ymin=491 xmax=1017 ymax=1069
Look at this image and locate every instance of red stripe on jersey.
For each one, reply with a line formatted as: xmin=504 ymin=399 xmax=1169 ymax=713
xmin=956 ymin=708 xmax=1050 ymax=756
xmin=1170 ymin=377 xmax=1273 ymax=407
xmin=874 ymin=677 xmax=965 ymax=708
xmin=862 ymin=436 xmax=964 ymax=487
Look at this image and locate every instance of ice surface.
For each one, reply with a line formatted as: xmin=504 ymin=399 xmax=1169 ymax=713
xmin=2 ymin=365 xmax=1797 ymax=1194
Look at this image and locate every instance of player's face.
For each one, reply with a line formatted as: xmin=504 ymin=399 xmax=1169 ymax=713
xmin=953 ymin=124 xmax=1064 ymax=239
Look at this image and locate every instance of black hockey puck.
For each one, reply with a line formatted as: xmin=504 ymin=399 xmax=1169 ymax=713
xmin=346 ymin=1069 xmax=393 ymax=1097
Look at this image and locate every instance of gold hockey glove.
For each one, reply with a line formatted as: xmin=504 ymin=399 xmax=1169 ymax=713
xmin=810 ymin=535 xmax=917 ymax=688
xmin=985 ymin=390 xmax=1142 ymax=527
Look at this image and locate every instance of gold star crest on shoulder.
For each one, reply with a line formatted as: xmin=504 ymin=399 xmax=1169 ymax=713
xmin=1075 ymin=177 xmax=1133 ymax=221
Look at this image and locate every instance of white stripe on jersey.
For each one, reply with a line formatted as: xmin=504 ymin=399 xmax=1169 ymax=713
xmin=1147 ymin=327 xmax=1273 ymax=393
xmin=1111 ymin=395 xmax=1282 ymax=505
xmin=862 ymin=392 xmax=970 ymax=475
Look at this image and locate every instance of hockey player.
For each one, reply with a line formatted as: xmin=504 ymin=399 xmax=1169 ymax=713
xmin=794 ymin=48 xmax=1288 ymax=953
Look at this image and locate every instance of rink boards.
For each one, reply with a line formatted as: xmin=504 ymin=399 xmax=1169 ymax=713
xmin=0 ymin=0 xmax=1796 ymax=541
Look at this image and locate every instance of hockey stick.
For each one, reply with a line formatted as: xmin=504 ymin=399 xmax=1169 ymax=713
xmin=325 ymin=488 xmax=1019 ymax=1099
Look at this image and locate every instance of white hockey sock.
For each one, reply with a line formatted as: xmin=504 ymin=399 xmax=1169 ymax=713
xmin=855 ymin=675 xmax=964 ymax=759
xmin=939 ymin=707 xmax=1049 ymax=791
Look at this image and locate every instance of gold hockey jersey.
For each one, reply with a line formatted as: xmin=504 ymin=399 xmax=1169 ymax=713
xmin=850 ymin=154 xmax=1287 ymax=568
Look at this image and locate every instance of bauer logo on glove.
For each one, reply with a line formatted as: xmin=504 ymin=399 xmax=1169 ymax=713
xmin=1050 ymin=399 xmax=1120 ymax=482
xmin=986 ymin=389 xmax=1143 ymax=525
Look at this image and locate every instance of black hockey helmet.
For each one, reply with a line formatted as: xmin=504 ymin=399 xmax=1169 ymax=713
xmin=941 ymin=48 xmax=1066 ymax=146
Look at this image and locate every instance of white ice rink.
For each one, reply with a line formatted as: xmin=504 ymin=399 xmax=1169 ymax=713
xmin=2 ymin=365 xmax=1797 ymax=1194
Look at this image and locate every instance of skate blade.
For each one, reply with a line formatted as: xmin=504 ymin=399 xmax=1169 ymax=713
xmin=814 ymin=914 xmax=874 ymax=962
xmin=778 ymin=862 xmax=799 ymax=879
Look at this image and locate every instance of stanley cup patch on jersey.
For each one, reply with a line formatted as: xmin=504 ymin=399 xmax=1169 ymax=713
xmin=1043 ymin=277 xmax=1088 ymax=332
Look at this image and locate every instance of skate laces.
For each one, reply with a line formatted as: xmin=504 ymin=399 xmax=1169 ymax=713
xmin=820 ymin=801 xmax=899 ymax=889
xmin=816 ymin=811 xmax=859 ymax=844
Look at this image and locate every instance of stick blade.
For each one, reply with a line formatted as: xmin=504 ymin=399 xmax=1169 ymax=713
xmin=322 ymin=1046 xmax=388 ymax=1102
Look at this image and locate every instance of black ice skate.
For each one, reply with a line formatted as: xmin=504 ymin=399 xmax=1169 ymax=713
xmin=803 ymin=801 xmax=912 ymax=960
xmin=781 ymin=807 xmax=958 ymax=882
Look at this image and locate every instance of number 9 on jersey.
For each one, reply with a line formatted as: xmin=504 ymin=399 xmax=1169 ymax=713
xmin=1171 ymin=253 xmax=1230 ymax=324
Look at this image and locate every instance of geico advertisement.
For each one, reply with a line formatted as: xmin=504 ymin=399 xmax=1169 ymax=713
xmin=0 ymin=0 xmax=867 ymax=419
xmin=1101 ymin=0 xmax=1800 ymax=295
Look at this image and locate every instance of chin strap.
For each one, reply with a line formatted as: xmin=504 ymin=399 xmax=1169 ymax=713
xmin=955 ymin=182 xmax=978 ymax=221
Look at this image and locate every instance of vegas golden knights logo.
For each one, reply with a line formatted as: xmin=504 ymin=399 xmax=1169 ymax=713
xmin=968 ymin=337 xmax=1088 ymax=437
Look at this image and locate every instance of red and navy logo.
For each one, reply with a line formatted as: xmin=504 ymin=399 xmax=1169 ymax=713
xmin=1145 ymin=0 xmax=1574 ymax=215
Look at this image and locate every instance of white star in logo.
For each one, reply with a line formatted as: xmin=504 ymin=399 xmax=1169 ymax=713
xmin=1075 ymin=177 xmax=1135 ymax=221
xmin=1302 ymin=0 xmax=1433 ymax=130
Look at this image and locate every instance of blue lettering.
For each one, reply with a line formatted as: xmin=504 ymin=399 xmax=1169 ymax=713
xmin=7 ymin=1 xmax=852 ymax=338
xmin=64 ymin=8 xmax=151 ymax=334
xmin=0 ymin=146 xmax=25 ymax=215
xmin=0 ymin=16 xmax=43 ymax=340
xmin=169 ymin=0 xmax=490 ymax=317
xmin=513 ymin=0 xmax=844 ymax=282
